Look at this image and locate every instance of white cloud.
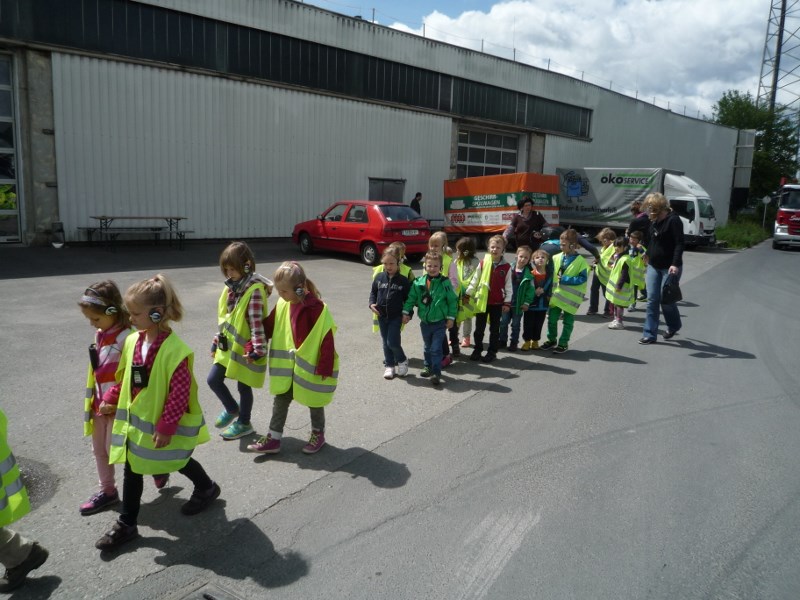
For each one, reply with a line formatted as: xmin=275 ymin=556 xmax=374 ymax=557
xmin=390 ymin=0 xmax=768 ymax=117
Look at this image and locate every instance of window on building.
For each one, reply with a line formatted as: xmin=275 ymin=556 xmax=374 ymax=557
xmin=456 ymin=128 xmax=519 ymax=179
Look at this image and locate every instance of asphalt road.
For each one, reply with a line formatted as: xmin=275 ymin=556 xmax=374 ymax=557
xmin=1 ymin=240 xmax=798 ymax=599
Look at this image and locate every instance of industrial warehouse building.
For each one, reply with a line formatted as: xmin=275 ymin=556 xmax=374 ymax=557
xmin=0 ymin=0 xmax=742 ymax=245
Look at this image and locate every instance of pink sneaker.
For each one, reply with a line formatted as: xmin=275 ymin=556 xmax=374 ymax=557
xmin=247 ymin=434 xmax=281 ymax=454
xmin=79 ymin=489 xmax=120 ymax=516
xmin=153 ymin=474 xmax=170 ymax=489
xmin=302 ymin=430 xmax=326 ymax=454
xmin=441 ymin=355 xmax=453 ymax=368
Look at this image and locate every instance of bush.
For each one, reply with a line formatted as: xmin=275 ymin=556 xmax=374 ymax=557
xmin=716 ymin=216 xmax=771 ymax=248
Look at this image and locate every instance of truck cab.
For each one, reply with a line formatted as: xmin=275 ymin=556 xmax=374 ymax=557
xmin=664 ymin=173 xmax=717 ymax=247
xmin=773 ymin=184 xmax=800 ymax=250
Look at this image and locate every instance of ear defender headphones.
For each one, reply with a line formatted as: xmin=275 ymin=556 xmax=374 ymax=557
xmin=295 ymin=287 xmax=305 ymax=297
xmin=148 ymin=308 xmax=163 ymax=323
xmin=570 ymin=244 xmax=577 ymax=250
xmin=82 ymin=288 xmax=119 ymax=316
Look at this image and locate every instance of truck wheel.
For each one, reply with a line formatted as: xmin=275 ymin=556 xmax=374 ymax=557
xmin=299 ymin=233 xmax=313 ymax=254
xmin=772 ymin=239 xmax=780 ymax=250
xmin=361 ymin=242 xmax=378 ymax=265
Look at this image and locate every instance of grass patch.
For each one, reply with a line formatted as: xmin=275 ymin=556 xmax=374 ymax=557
xmin=716 ymin=216 xmax=771 ymax=248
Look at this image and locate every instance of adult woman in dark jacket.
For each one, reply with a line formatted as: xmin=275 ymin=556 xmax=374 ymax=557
xmin=503 ymin=196 xmax=548 ymax=251
xmin=640 ymin=193 xmax=684 ymax=345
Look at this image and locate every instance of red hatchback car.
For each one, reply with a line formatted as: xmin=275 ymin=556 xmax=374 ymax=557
xmin=292 ymin=200 xmax=431 ymax=265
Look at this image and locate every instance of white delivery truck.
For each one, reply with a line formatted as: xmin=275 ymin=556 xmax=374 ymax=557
xmin=555 ymin=168 xmax=717 ymax=246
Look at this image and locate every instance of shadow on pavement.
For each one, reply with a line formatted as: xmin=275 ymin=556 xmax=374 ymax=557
xmin=98 ymin=494 xmax=309 ymax=590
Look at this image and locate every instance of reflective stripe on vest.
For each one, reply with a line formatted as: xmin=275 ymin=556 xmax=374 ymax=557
xmin=83 ymin=367 xmax=95 ymax=436
xmin=269 ymin=300 xmax=339 ymax=407
xmin=109 ymin=334 xmax=210 ymax=475
xmin=605 ymin=255 xmax=634 ymax=307
xmin=0 ymin=409 xmax=31 ymax=526
xmin=597 ymin=244 xmax=615 ymax=286
xmin=550 ymin=253 xmax=588 ymax=315
xmin=213 ymin=283 xmax=267 ymax=388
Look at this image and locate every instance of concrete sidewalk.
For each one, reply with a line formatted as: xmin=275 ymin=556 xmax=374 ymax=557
xmin=0 ymin=240 xmax=739 ymax=598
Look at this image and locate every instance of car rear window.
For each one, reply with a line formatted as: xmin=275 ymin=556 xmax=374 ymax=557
xmin=379 ymin=205 xmax=421 ymax=222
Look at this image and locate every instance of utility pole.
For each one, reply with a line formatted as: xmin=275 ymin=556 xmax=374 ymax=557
xmin=757 ymin=0 xmax=800 ymax=112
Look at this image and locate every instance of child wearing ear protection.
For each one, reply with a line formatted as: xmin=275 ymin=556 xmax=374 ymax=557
xmin=541 ymin=229 xmax=589 ymax=353
xmin=605 ymin=237 xmax=633 ymax=330
xmin=208 ymin=241 xmax=273 ymax=441
xmin=95 ymin=274 xmax=219 ymax=550
xmin=78 ymin=281 xmax=133 ymax=516
xmin=248 ymin=261 xmax=338 ymax=455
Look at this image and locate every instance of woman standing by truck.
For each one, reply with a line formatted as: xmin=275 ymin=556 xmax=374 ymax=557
xmin=503 ymin=196 xmax=548 ymax=251
xmin=640 ymin=193 xmax=684 ymax=345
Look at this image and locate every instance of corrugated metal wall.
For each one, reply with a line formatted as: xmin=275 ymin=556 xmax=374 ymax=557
xmin=52 ymin=53 xmax=452 ymax=242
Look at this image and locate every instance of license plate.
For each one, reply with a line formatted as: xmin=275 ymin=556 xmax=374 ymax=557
xmin=402 ymin=229 xmax=418 ymax=236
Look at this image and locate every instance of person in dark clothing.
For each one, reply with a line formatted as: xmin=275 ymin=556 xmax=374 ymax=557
xmin=409 ymin=192 xmax=422 ymax=215
xmin=370 ymin=249 xmax=411 ymax=379
xmin=626 ymin=200 xmax=651 ymax=248
xmin=502 ymin=196 xmax=548 ymax=251
xmin=640 ymin=193 xmax=684 ymax=345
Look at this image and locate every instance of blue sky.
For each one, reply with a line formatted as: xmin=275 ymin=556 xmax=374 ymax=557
xmin=300 ymin=0 xmax=773 ymax=118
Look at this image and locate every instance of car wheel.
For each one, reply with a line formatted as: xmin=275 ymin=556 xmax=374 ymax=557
xmin=299 ymin=233 xmax=313 ymax=255
xmin=360 ymin=242 xmax=378 ymax=266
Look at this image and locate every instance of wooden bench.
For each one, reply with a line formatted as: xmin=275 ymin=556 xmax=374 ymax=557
xmin=80 ymin=216 xmax=191 ymax=250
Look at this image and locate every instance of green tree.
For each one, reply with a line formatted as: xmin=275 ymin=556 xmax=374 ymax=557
xmin=711 ymin=90 xmax=799 ymax=200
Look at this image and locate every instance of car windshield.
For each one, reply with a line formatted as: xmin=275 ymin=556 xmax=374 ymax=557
xmin=379 ymin=205 xmax=421 ymax=222
xmin=780 ymin=190 xmax=800 ymax=209
xmin=698 ymin=198 xmax=715 ymax=219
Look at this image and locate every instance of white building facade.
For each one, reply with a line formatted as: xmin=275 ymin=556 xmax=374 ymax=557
xmin=0 ymin=0 xmax=738 ymax=244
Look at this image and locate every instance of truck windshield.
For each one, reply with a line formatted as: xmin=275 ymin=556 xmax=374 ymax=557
xmin=698 ymin=198 xmax=715 ymax=219
xmin=780 ymin=190 xmax=800 ymax=209
xmin=380 ymin=205 xmax=422 ymax=222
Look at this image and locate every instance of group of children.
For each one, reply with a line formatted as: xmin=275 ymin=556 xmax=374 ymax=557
xmin=79 ymin=243 xmax=337 ymax=551
xmin=371 ymin=227 xmax=650 ymax=385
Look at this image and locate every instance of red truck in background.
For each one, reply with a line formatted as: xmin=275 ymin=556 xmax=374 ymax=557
xmin=773 ymin=183 xmax=800 ymax=250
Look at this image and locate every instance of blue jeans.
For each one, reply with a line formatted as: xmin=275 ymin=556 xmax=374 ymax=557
xmin=378 ymin=314 xmax=406 ymax=367
xmin=499 ymin=311 xmax=523 ymax=345
xmin=420 ymin=320 xmax=447 ymax=376
xmin=643 ymin=265 xmax=682 ymax=340
xmin=207 ymin=362 xmax=254 ymax=423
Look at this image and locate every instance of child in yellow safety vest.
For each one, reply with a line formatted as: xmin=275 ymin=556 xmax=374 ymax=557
xmin=0 ymin=409 xmax=49 ymax=592
xmin=428 ymin=231 xmax=457 ymax=364
xmin=95 ymin=274 xmax=219 ymax=551
xmin=208 ymin=241 xmax=273 ymax=441
xmin=78 ymin=280 xmax=133 ymax=516
xmin=541 ymin=229 xmax=589 ymax=353
xmin=605 ymin=237 xmax=633 ymax=330
xmin=450 ymin=236 xmax=479 ymax=349
xmin=627 ymin=230 xmax=647 ymax=311
xmin=587 ymin=227 xmax=616 ymax=317
xmin=248 ymin=261 xmax=338 ymax=455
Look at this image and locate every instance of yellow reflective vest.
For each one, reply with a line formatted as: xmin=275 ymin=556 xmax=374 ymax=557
xmin=470 ymin=253 xmax=494 ymax=314
xmin=214 ymin=282 xmax=268 ymax=388
xmin=0 ymin=409 xmax=30 ymax=527
xmin=596 ymin=244 xmax=615 ymax=287
xmin=269 ymin=299 xmax=339 ymax=408
xmin=110 ymin=333 xmax=210 ymax=475
xmin=550 ymin=253 xmax=588 ymax=315
xmin=83 ymin=328 xmax=133 ymax=436
xmin=629 ymin=246 xmax=647 ymax=288
xmin=455 ymin=260 xmax=478 ymax=324
xmin=604 ymin=254 xmax=634 ymax=308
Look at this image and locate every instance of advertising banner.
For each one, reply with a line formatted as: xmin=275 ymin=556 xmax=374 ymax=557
xmin=556 ymin=168 xmax=662 ymax=227
xmin=444 ymin=173 xmax=559 ymax=234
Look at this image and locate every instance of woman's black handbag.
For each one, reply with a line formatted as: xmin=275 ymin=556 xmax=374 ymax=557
xmin=661 ymin=275 xmax=683 ymax=304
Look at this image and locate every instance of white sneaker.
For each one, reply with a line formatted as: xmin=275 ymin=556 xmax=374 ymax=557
xmin=395 ymin=361 xmax=409 ymax=377
xmin=608 ymin=320 xmax=624 ymax=330
xmin=383 ymin=366 xmax=395 ymax=380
